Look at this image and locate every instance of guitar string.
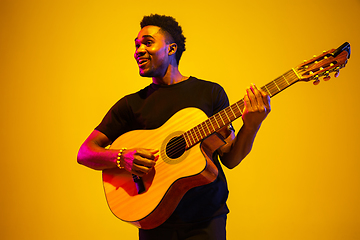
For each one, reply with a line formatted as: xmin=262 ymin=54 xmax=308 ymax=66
xmin=157 ymin=71 xmax=300 ymax=160
xmin=139 ymin=73 xmax=298 ymax=167
xmin=161 ymin=101 xmax=245 ymax=158
xmin=161 ymin=84 xmax=281 ymax=157
xmin=152 ymin=76 xmax=303 ymax=171
xmin=164 ymin=72 xmax=298 ymax=150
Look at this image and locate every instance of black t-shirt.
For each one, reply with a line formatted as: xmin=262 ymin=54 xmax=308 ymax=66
xmin=96 ymin=76 xmax=230 ymax=225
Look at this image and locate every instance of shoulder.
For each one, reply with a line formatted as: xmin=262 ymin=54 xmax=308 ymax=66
xmin=117 ymin=83 xmax=153 ymax=103
xmin=188 ymin=76 xmax=220 ymax=86
xmin=187 ymin=76 xmax=225 ymax=92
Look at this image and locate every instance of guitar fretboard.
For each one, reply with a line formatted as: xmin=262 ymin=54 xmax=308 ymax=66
xmin=183 ymin=68 xmax=300 ymax=149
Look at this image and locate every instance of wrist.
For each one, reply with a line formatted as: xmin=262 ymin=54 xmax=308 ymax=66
xmin=116 ymin=148 xmax=127 ymax=169
xmin=241 ymin=123 xmax=261 ymax=134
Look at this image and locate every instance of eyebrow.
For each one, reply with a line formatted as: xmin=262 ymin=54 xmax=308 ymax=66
xmin=134 ymin=35 xmax=155 ymax=42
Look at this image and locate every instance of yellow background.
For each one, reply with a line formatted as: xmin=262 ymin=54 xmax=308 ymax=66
xmin=1 ymin=0 xmax=360 ymax=239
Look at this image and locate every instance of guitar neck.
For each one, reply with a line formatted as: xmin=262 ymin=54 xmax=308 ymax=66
xmin=183 ymin=68 xmax=300 ymax=149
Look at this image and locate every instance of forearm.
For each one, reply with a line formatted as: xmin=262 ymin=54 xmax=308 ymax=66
xmin=77 ymin=130 xmax=158 ymax=176
xmin=77 ymin=142 xmax=118 ymax=170
xmin=220 ymin=124 xmax=260 ymax=169
xmin=77 ymin=130 xmax=118 ymax=170
xmin=220 ymin=83 xmax=271 ymax=169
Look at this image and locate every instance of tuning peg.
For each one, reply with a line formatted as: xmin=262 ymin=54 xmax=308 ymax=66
xmin=323 ymin=76 xmax=331 ymax=81
xmin=334 ymin=71 xmax=340 ymax=78
xmin=313 ymin=79 xmax=320 ymax=85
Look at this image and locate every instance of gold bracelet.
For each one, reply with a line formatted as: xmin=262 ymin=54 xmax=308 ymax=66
xmin=116 ymin=148 xmax=127 ymax=169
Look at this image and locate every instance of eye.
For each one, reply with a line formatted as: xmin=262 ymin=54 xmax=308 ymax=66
xmin=146 ymin=41 xmax=153 ymax=47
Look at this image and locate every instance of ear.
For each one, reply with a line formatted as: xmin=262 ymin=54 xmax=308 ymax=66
xmin=168 ymin=43 xmax=177 ymax=56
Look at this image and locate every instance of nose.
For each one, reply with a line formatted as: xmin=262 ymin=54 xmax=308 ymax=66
xmin=135 ymin=44 xmax=146 ymax=58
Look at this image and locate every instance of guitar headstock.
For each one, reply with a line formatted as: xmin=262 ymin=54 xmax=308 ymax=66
xmin=295 ymin=42 xmax=351 ymax=85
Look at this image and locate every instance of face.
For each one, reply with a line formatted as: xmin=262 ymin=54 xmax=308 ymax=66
xmin=134 ymin=26 xmax=171 ymax=77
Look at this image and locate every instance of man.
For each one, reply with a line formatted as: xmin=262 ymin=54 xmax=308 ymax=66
xmin=77 ymin=14 xmax=271 ymax=240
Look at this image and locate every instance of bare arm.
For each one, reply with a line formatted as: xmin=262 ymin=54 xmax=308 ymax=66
xmin=219 ymin=84 xmax=271 ymax=169
xmin=77 ymin=130 xmax=158 ymax=176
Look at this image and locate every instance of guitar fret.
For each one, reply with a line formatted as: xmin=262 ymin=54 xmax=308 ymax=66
xmin=186 ymin=132 xmax=192 ymax=147
xmin=193 ymin=126 xmax=198 ymax=141
xmin=186 ymin=131 xmax=192 ymax=147
xmin=200 ymin=122 xmax=208 ymax=136
xmin=203 ymin=123 xmax=209 ymax=136
xmin=264 ymin=85 xmax=272 ymax=96
xmin=183 ymin=132 xmax=188 ymax=147
xmin=276 ymin=80 xmax=285 ymax=90
xmin=236 ymin=102 xmax=243 ymax=115
xmin=223 ymin=110 xmax=231 ymax=123
xmin=210 ymin=118 xmax=216 ymax=131
xmin=188 ymin=131 xmax=194 ymax=146
xmin=199 ymin=124 xmax=206 ymax=138
xmin=206 ymin=119 xmax=215 ymax=133
xmin=196 ymin=125 xmax=202 ymax=140
xmin=190 ymin=128 xmax=197 ymax=144
xmin=204 ymin=121 xmax=211 ymax=135
xmin=219 ymin=112 xmax=226 ymax=126
xmin=194 ymin=126 xmax=200 ymax=140
xmin=229 ymin=106 xmax=236 ymax=119
xmin=186 ymin=132 xmax=192 ymax=148
xmin=213 ymin=116 xmax=220 ymax=129
xmin=282 ymin=74 xmax=290 ymax=85
xmin=291 ymin=68 xmax=301 ymax=80
xmin=266 ymin=82 xmax=276 ymax=96
xmin=197 ymin=127 xmax=202 ymax=141
xmin=273 ymin=80 xmax=281 ymax=91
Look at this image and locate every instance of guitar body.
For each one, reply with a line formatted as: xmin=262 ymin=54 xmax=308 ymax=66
xmin=102 ymin=108 xmax=224 ymax=229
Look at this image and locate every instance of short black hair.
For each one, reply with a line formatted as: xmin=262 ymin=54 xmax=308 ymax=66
xmin=140 ymin=14 xmax=186 ymax=64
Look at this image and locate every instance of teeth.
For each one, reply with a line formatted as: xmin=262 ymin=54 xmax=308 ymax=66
xmin=138 ymin=59 xmax=147 ymax=64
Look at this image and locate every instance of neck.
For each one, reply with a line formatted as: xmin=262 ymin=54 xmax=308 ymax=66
xmin=152 ymin=64 xmax=187 ymax=86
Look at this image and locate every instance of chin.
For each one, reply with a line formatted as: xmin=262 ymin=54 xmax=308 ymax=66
xmin=139 ymin=71 xmax=150 ymax=77
xmin=139 ymin=69 xmax=155 ymax=77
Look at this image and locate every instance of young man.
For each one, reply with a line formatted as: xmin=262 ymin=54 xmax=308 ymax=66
xmin=78 ymin=14 xmax=271 ymax=240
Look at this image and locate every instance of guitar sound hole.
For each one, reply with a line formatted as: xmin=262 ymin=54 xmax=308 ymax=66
xmin=166 ymin=136 xmax=186 ymax=159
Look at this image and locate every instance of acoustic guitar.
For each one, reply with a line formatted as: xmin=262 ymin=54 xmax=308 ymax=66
xmin=102 ymin=42 xmax=351 ymax=229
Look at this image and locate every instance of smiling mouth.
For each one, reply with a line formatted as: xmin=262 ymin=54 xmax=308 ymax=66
xmin=138 ymin=59 xmax=149 ymax=67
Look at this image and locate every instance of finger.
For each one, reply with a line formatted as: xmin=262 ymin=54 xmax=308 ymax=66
xmin=137 ymin=149 xmax=159 ymax=160
xmin=246 ymin=87 xmax=258 ymax=111
xmin=251 ymin=84 xmax=265 ymax=111
xmin=148 ymin=149 xmax=159 ymax=154
xmin=243 ymin=93 xmax=252 ymax=112
xmin=133 ymin=155 xmax=157 ymax=168
xmin=132 ymin=163 xmax=153 ymax=174
xmin=259 ymin=88 xmax=271 ymax=111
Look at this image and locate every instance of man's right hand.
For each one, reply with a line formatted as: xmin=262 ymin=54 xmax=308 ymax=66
xmin=121 ymin=148 xmax=159 ymax=177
